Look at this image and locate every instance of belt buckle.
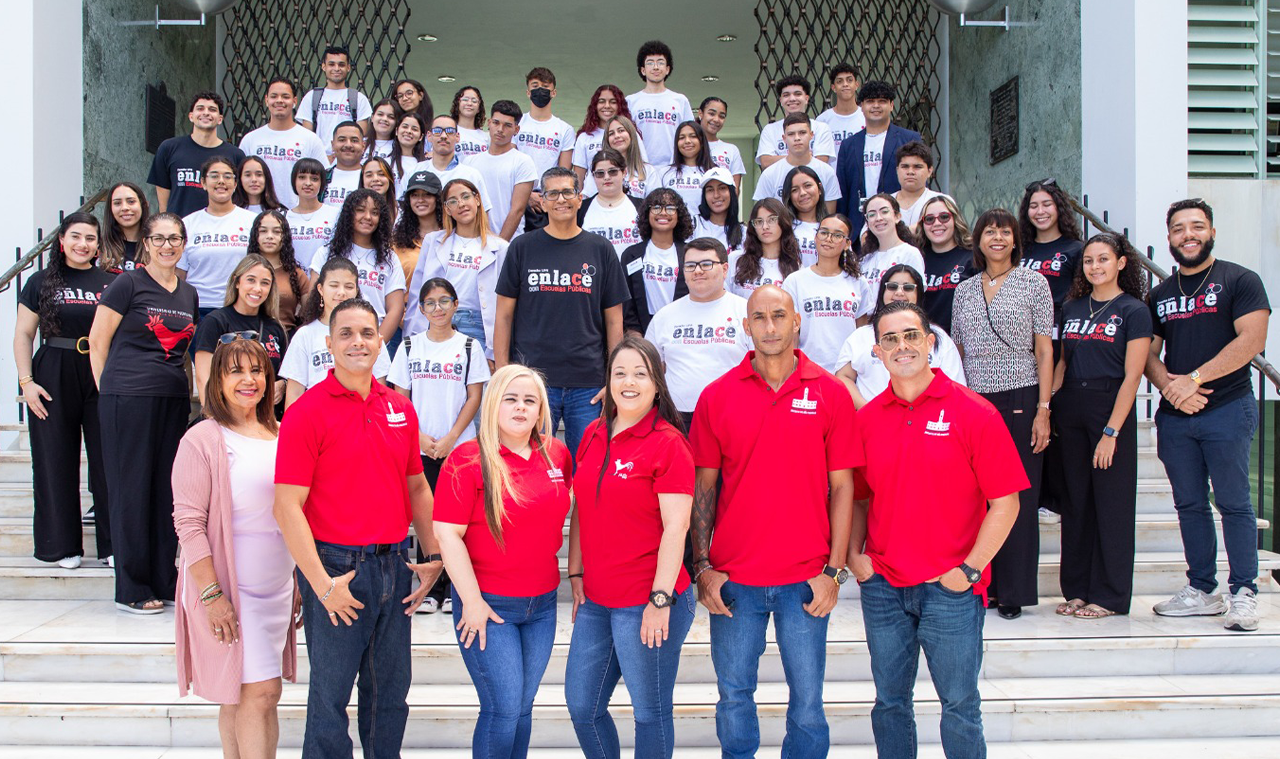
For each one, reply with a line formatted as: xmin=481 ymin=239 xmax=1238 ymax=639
xmin=75 ymin=337 xmax=90 ymax=355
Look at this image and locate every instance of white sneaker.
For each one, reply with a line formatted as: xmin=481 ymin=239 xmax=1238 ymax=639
xmin=57 ymin=556 xmax=81 ymax=570
xmin=416 ymin=597 xmax=439 ymax=614
xmin=1038 ymin=507 xmax=1061 ymax=525
xmin=1223 ymin=588 xmax=1259 ymax=632
xmin=1153 ymin=585 xmax=1227 ymax=617
xmin=104 ymin=555 xmax=114 ymax=568
xmin=441 ymin=596 xmax=452 ymax=614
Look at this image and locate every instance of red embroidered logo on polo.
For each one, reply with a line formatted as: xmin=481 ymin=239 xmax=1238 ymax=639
xmin=925 ymin=409 xmax=951 ymax=437
xmin=385 ymin=400 xmax=407 ymax=427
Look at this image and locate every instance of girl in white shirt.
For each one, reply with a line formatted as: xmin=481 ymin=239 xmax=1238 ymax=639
xmin=651 ymin=120 xmax=712 ymax=213
xmin=573 ymin=84 xmax=633 ymax=196
xmin=360 ymin=157 xmax=399 ymax=227
xmin=692 ymin=168 xmax=744 ymax=256
xmin=858 ymin=192 xmax=926 ymax=297
xmin=450 ymin=86 xmax=490 ymax=159
xmin=363 ymin=99 xmax=398 ymax=161
xmin=232 ymin=156 xmax=283 ymax=214
xmin=389 ymin=112 xmax=428 ymax=192
xmin=728 ymin=198 xmax=801 ymax=299
xmin=780 ymin=214 xmax=870 ymax=371
xmin=835 ymin=262 xmax=966 ymax=408
xmin=783 ymin=165 xmax=829 ymax=268
xmin=605 ymin=115 xmax=656 ymax=200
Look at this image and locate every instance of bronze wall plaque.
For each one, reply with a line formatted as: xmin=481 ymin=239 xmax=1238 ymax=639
xmin=990 ymin=76 xmax=1019 ymax=165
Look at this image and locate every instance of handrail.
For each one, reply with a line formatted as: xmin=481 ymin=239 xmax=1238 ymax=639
xmin=0 ymin=188 xmax=110 ymax=294
xmin=1067 ymin=195 xmax=1280 ymax=392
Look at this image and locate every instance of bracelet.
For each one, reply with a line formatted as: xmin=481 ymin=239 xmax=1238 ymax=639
xmin=567 ymin=572 xmax=584 ymax=579
xmin=693 ymin=564 xmax=714 ymax=583
xmin=320 ymin=577 xmax=336 ymax=603
xmin=199 ymin=590 xmax=223 ymax=606
xmin=18 ymin=376 xmax=33 ymax=387
xmin=199 ymin=581 xmax=220 ymax=598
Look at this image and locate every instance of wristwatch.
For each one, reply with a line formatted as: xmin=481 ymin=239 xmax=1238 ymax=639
xmin=822 ymin=564 xmax=850 ymax=585
xmin=1189 ymin=370 xmax=1203 ymax=385
xmin=649 ymin=590 xmax=673 ymax=608
xmin=424 ymin=553 xmax=443 ymax=563
xmin=958 ymin=563 xmax=982 ymax=585
xmin=1102 ymin=426 xmax=1119 ymax=438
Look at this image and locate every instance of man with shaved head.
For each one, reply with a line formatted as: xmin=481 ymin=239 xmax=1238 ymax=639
xmin=688 ymin=284 xmax=864 ymax=757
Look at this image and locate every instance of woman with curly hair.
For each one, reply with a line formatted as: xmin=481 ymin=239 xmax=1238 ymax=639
xmin=727 ymin=198 xmax=801 ymax=299
xmin=780 ymin=213 xmax=868 ymax=371
xmin=620 ymin=186 xmax=692 ymax=334
xmin=14 ymin=212 xmax=114 ymax=569
xmin=247 ymin=209 xmax=311 ymax=332
xmin=1019 ymin=178 xmax=1085 ymax=324
xmin=1051 ymin=232 xmax=1151 ymax=620
xmin=916 ymin=195 xmax=975 ymax=333
xmin=308 ymin=188 xmax=406 ymax=345
xmin=450 ymin=85 xmax=489 ymax=159
xmin=99 ymin=182 xmax=150 ymax=273
xmin=573 ymin=84 xmax=635 ymax=196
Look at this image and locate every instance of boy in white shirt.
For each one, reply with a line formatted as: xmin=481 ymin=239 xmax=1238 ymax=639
xmin=753 ymin=114 xmax=841 ymax=212
xmin=626 ymin=40 xmax=695 ymax=167
xmin=756 ymin=75 xmax=836 ymax=168
xmin=516 ymin=66 xmax=575 ymax=230
xmin=238 ymin=77 xmax=328 ymax=208
xmin=296 ymin=45 xmax=372 ymax=156
xmin=465 ymin=100 xmax=537 ymax=240
xmin=816 ymin=63 xmax=866 ymax=164
xmin=892 ymin=140 xmax=951 ymax=229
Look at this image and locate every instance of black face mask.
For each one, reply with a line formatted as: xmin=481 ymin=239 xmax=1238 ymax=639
xmin=529 ymin=88 xmax=552 ymax=108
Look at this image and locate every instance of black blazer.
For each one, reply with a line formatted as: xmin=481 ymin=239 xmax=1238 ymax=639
xmin=834 ymin=123 xmax=923 ymax=237
xmin=619 ymin=240 xmax=689 ymax=335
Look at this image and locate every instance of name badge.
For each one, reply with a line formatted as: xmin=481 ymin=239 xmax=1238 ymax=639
xmin=626 ymin=258 xmax=644 ymax=276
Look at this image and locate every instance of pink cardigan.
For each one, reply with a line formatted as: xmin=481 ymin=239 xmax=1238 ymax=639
xmin=172 ymin=420 xmax=298 ymax=704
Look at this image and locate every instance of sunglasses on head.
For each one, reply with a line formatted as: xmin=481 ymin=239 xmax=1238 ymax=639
xmin=1025 ymin=177 xmax=1057 ymax=192
xmin=218 ymin=331 xmax=260 ymax=345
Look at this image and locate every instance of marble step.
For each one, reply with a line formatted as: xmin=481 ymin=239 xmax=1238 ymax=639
xmin=2 ymin=676 xmax=1278 ymax=748
xmin=0 ymin=483 xmax=94 ymax=519
xmin=0 ymin=452 xmax=88 ymax=484
xmin=6 ymin=740 xmax=1280 ymax=759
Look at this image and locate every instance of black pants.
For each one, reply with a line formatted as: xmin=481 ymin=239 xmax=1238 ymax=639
xmin=99 ymin=394 xmax=188 ymax=604
xmin=419 ymin=454 xmax=452 ymax=602
xmin=29 ymin=347 xmax=109 ymax=562
xmin=1052 ymin=380 xmax=1137 ymax=613
xmin=981 ymin=384 xmax=1044 ymax=607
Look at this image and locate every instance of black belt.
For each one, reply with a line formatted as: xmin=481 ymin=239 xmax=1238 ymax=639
xmin=1059 ymin=378 xmax=1121 ymax=392
xmin=317 ymin=538 xmax=412 ymax=555
xmin=44 ymin=337 xmax=90 ymax=354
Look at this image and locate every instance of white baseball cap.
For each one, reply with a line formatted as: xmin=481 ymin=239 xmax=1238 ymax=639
xmin=701 ymin=166 xmax=735 ymax=190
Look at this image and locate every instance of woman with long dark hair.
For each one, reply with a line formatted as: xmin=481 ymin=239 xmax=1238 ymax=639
xmin=89 ymin=212 xmax=200 ymax=614
xmin=783 ymin=165 xmax=829 ymax=268
xmin=692 ymin=167 xmax=743 ymax=255
xmin=835 ymin=262 xmax=965 ymax=408
xmin=1051 ymin=233 xmax=1151 ymax=619
xmin=391 ymin=78 xmax=433 ymax=127
xmin=390 ymin=111 xmax=429 ymax=194
xmin=780 ymin=213 xmax=867 ymax=371
xmin=181 ymin=156 xmax=256 ymax=317
xmin=578 ymin=148 xmax=642 ymax=258
xmin=190 ymin=253 xmax=288 ymax=406
xmin=728 ymin=198 xmax=801 ymax=298
xmin=392 ymin=169 xmax=444 ymax=288
xmin=285 ymin=158 xmax=338 ymax=272
xmin=857 ymin=192 xmax=924 ymax=296
xmin=433 ymin=364 xmax=571 ymax=757
xmin=605 ymin=115 xmax=656 ymax=199
xmin=621 ymin=187 xmax=692 ymax=335
xmin=363 ymin=98 xmax=400 ymax=161
xmin=308 ymin=188 xmax=406 ymax=345
xmin=566 ymin=335 xmax=695 ymax=758
xmin=99 ymin=182 xmax=150 ymax=273
xmin=695 ymin=96 xmax=746 ymax=192
xmin=360 ymin=156 xmax=399 ymax=226
xmin=247 ymin=209 xmax=310 ymax=332
xmin=950 ymin=208 xmax=1054 ymax=620
xmin=232 ymin=156 xmax=283 ymax=213
xmin=650 ymin=120 xmax=713 ymax=213
xmin=451 ymin=85 xmax=489 ymax=158
xmin=173 ymin=338 xmax=297 ymax=758
xmin=1018 ymin=178 xmax=1085 ymax=323
xmin=14 ymin=212 xmax=114 ymax=569
xmin=573 ymin=85 xmax=634 ymax=196
xmin=915 ymin=195 xmax=975 ymax=333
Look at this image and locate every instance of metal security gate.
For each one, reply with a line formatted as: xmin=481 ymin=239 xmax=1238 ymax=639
xmin=753 ymin=0 xmax=943 ymax=146
xmin=219 ymin=0 xmax=412 ymax=144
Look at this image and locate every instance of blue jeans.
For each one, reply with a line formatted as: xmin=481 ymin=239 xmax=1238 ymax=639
xmin=565 ymin=586 xmax=697 ymax=759
xmin=452 ymin=588 xmax=558 ymax=758
xmin=859 ymin=574 xmax=986 ymax=759
xmin=1155 ymin=394 xmax=1260 ymax=594
xmin=545 ymin=386 xmax=601 ymax=464
xmin=300 ymin=542 xmax=413 ymax=759
xmin=709 ymin=580 xmax=829 ymax=759
xmin=453 ymin=308 xmax=488 ymax=353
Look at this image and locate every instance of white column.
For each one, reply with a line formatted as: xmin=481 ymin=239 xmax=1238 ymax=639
xmin=1080 ymin=0 xmax=1188 ymax=261
xmin=0 ymin=1 xmax=85 ymax=428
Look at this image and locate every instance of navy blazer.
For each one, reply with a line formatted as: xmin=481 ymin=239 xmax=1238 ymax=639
xmin=834 ymin=123 xmax=923 ymax=238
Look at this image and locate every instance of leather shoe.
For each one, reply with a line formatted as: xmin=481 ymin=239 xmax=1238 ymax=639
xmin=997 ymin=605 xmax=1022 ymax=620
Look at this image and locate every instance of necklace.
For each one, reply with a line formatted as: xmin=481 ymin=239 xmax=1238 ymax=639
xmin=985 ymin=265 xmax=1014 ymax=287
xmin=1176 ymin=259 xmax=1214 ymax=298
xmin=1088 ymin=291 xmax=1122 ymax=320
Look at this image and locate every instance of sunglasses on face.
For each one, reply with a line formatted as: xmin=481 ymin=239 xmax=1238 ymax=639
xmin=922 ymin=212 xmax=953 ymax=225
xmin=884 ymin=282 xmax=918 ymax=293
xmin=431 ymin=127 xmax=459 ymax=136
xmin=877 ymin=328 xmax=926 ymax=350
xmin=592 ymin=167 xmax=622 ymax=179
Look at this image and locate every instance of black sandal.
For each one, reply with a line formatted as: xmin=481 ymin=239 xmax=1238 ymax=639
xmin=115 ymin=599 xmax=164 ymax=615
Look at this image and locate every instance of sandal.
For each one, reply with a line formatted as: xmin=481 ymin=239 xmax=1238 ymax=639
xmin=115 ymin=599 xmax=164 ymax=615
xmin=1074 ymin=603 xmax=1117 ymax=619
xmin=1056 ymin=598 xmax=1086 ymax=616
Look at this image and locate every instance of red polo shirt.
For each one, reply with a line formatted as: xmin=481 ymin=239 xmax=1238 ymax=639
xmin=851 ymin=369 xmax=1029 ymax=598
xmin=573 ymin=410 xmax=694 ymax=607
xmin=689 ymin=350 xmax=862 ymax=587
xmin=275 ymin=371 xmax=424 ymax=544
xmin=433 ymin=437 xmax=572 ymax=596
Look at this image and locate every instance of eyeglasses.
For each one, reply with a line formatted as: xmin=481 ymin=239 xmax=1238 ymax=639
xmin=444 ymin=191 xmax=477 ymax=208
xmin=883 ymin=282 xmax=918 ymax=293
xmin=922 ymin=212 xmax=953 ymax=226
xmin=1025 ymin=177 xmax=1057 ymax=191
xmin=682 ymin=259 xmax=723 ymax=272
xmin=750 ymin=215 xmax=780 ymax=228
xmin=458 ymin=96 xmax=479 ymax=104
xmin=421 ymin=297 xmax=456 ymax=311
xmin=651 ymin=204 xmax=679 ymax=215
xmin=430 ymin=126 xmax=459 ymax=136
xmin=592 ymin=167 xmax=622 ymax=179
xmin=218 ymin=330 xmax=259 ymax=345
xmin=542 ymin=189 xmax=578 ymax=201
xmin=864 ymin=207 xmax=895 ymax=219
xmin=205 ymin=172 xmax=236 ymax=182
xmin=146 ymin=235 xmax=185 ymax=247
xmin=643 ymin=59 xmax=668 ymax=68
xmin=877 ymin=328 xmax=926 ymax=350
xmin=815 ymin=229 xmax=848 ymax=242
xmin=395 ymin=90 xmax=419 ymax=100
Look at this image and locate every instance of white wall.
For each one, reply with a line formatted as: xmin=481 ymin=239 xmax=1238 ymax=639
xmin=1080 ymin=0 xmax=1188 ymax=263
xmin=0 ymin=1 xmax=85 ymax=428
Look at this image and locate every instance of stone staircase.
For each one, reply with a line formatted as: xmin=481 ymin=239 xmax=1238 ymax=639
xmin=0 ymin=421 xmax=1278 ymax=757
